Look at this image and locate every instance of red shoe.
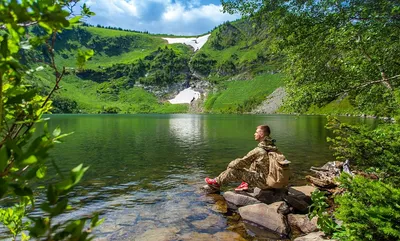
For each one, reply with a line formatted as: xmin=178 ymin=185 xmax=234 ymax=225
xmin=205 ymin=177 xmax=220 ymax=188
xmin=235 ymin=182 xmax=249 ymax=191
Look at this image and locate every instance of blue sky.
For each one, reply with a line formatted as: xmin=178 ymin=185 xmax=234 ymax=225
xmin=81 ymin=0 xmax=241 ymax=36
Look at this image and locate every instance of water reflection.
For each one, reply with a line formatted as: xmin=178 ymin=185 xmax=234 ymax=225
xmin=0 ymin=114 xmax=377 ymax=240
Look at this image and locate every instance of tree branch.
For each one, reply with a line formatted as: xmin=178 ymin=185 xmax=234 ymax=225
xmin=335 ymin=75 xmax=400 ymax=97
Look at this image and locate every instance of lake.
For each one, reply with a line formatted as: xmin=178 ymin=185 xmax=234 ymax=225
xmin=1 ymin=114 xmax=376 ymax=240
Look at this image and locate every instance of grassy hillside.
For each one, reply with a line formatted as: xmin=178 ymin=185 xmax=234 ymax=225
xmin=25 ymin=25 xmax=194 ymax=113
xmin=204 ymin=73 xmax=283 ymax=113
xmin=190 ymin=19 xmax=281 ymax=82
xmin=25 ymin=20 xmax=286 ymax=114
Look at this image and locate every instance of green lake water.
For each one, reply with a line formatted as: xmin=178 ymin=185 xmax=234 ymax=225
xmin=1 ymin=114 xmax=377 ymax=240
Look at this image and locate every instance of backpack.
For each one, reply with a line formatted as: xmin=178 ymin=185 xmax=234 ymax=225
xmin=266 ymin=151 xmax=291 ymax=188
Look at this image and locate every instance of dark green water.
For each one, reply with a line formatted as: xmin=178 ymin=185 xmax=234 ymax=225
xmin=3 ymin=114 xmax=377 ymax=240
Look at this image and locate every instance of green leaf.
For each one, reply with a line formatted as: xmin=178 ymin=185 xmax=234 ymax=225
xmin=11 ymin=184 xmax=33 ymax=197
xmin=91 ymin=213 xmax=105 ymax=228
xmin=0 ymin=34 xmax=9 ymax=57
xmin=71 ymin=164 xmax=89 ymax=184
xmin=49 ymin=198 xmax=68 ymax=217
xmin=21 ymin=155 xmax=38 ymax=165
xmin=38 ymin=22 xmax=53 ymax=34
xmin=29 ymin=218 xmax=48 ymax=237
xmin=24 ymin=166 xmax=40 ymax=180
xmin=52 ymin=127 xmax=61 ymax=137
xmin=47 ymin=184 xmax=58 ymax=204
xmin=36 ymin=166 xmax=47 ymax=179
xmin=68 ymin=16 xmax=82 ymax=25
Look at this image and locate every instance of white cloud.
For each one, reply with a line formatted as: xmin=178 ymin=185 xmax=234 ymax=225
xmin=82 ymin=0 xmax=240 ymax=35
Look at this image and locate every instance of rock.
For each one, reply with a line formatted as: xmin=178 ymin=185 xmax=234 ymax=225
xmin=223 ymin=191 xmax=260 ymax=207
xmin=288 ymin=214 xmax=318 ymax=234
xmin=191 ymin=213 xmax=225 ymax=230
xmin=251 ymin=187 xmax=287 ymax=204
xmin=212 ymin=200 xmax=228 ymax=213
xmin=134 ymin=227 xmax=180 ymax=241
xmin=179 ymin=231 xmax=247 ymax=241
xmin=200 ymin=184 xmax=220 ymax=194
xmin=289 ymin=186 xmax=316 ymax=198
xmin=238 ymin=203 xmax=290 ymax=237
xmin=213 ymin=231 xmax=247 ymax=241
xmin=178 ymin=232 xmax=214 ymax=241
xmin=284 ymin=195 xmax=310 ymax=213
xmin=271 ymin=201 xmax=291 ymax=215
xmin=243 ymin=221 xmax=286 ymax=240
xmin=294 ymin=231 xmax=334 ymax=241
xmin=288 ymin=186 xmax=316 ymax=205
xmin=251 ymin=87 xmax=287 ymax=114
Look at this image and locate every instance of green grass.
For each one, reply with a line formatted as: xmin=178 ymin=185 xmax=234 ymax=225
xmin=205 ymin=73 xmax=284 ymax=113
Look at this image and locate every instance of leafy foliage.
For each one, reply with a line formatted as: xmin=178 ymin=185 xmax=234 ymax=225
xmin=189 ymin=52 xmax=216 ymax=76
xmin=334 ymin=174 xmax=400 ymax=241
xmin=327 ymin=117 xmax=400 ymax=186
xmin=0 ymin=0 xmax=103 ymax=240
xmin=309 ymin=190 xmax=340 ymax=236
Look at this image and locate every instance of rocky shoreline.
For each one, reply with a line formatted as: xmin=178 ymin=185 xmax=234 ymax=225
xmin=199 ymin=160 xmax=352 ymax=240
xmin=202 ymin=184 xmax=330 ymax=241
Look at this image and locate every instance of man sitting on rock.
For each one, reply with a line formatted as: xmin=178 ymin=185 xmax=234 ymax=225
xmin=205 ymin=125 xmax=289 ymax=192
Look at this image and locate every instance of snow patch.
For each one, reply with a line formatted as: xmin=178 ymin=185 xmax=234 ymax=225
xmin=162 ymin=34 xmax=211 ymax=51
xmin=169 ymin=88 xmax=201 ymax=104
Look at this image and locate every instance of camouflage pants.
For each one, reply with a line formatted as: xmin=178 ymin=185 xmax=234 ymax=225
xmin=215 ymin=167 xmax=269 ymax=189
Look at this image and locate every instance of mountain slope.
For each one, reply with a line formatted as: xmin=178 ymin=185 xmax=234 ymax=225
xmin=25 ymin=20 xmax=288 ymax=114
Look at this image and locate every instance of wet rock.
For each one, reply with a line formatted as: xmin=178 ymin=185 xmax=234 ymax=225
xmin=130 ymin=220 xmax=157 ymax=237
xmin=134 ymin=227 xmax=180 ymax=241
xmin=213 ymin=231 xmax=247 ymax=241
xmin=288 ymin=214 xmax=318 ymax=234
xmin=243 ymin=221 xmax=289 ymax=240
xmin=294 ymin=231 xmax=334 ymax=241
xmin=284 ymin=195 xmax=310 ymax=213
xmin=251 ymin=187 xmax=287 ymax=204
xmin=178 ymin=232 xmax=213 ymax=241
xmin=212 ymin=199 xmax=228 ymax=213
xmin=200 ymin=184 xmax=220 ymax=194
xmin=223 ymin=191 xmax=260 ymax=207
xmin=238 ymin=203 xmax=290 ymax=237
xmin=179 ymin=231 xmax=246 ymax=241
xmin=191 ymin=213 xmax=226 ymax=230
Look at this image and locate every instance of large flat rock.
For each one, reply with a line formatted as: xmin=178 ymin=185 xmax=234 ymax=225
xmin=238 ymin=203 xmax=290 ymax=237
xmin=289 ymin=186 xmax=317 ymax=198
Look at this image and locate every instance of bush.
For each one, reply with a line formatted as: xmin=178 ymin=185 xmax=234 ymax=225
xmin=334 ymin=174 xmax=400 ymax=241
xmin=327 ymin=118 xmax=400 ymax=186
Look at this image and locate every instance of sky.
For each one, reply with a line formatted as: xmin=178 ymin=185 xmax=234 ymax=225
xmin=80 ymin=0 xmax=241 ymax=36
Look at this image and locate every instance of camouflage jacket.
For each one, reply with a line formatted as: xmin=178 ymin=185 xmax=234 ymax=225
xmin=227 ymin=137 xmax=278 ymax=182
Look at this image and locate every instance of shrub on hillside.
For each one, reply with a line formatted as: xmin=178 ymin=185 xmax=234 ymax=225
xmin=190 ymin=53 xmax=217 ymax=76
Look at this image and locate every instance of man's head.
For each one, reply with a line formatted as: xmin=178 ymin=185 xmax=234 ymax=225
xmin=254 ymin=125 xmax=271 ymax=142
